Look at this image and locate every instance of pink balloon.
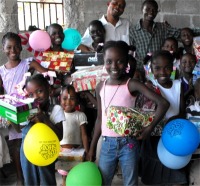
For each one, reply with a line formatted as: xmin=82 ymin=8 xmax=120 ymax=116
xmin=29 ymin=30 xmax=51 ymax=52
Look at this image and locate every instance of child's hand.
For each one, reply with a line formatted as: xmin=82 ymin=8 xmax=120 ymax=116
xmin=87 ymin=149 xmax=96 ymax=162
xmin=136 ymin=125 xmax=153 ymax=140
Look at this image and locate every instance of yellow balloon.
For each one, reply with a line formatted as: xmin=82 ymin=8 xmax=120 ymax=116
xmin=24 ymin=123 xmax=60 ymax=166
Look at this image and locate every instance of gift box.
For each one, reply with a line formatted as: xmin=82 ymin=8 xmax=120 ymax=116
xmin=0 ymin=95 xmax=38 ymax=124
xmin=106 ymin=106 xmax=154 ymax=136
xmin=72 ymin=65 xmax=109 ymax=92
xmin=73 ymin=52 xmax=104 ymax=67
xmin=193 ymin=37 xmax=200 ymax=60
xmin=40 ymin=51 xmax=74 ymax=72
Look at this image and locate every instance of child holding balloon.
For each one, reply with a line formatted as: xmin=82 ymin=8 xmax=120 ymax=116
xmin=56 ymin=85 xmax=89 ymax=186
xmin=140 ymin=50 xmax=188 ymax=185
xmin=19 ymin=73 xmax=65 ymax=186
xmin=88 ymin=41 xmax=169 ymax=186
xmin=0 ymin=32 xmax=47 ymax=186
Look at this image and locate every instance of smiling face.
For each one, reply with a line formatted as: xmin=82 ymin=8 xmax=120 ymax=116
xmin=60 ymin=88 xmax=77 ymax=113
xmin=3 ymin=38 xmax=22 ymax=61
xmin=151 ymin=56 xmax=173 ymax=86
xmin=180 ymin=53 xmax=196 ymax=74
xmin=104 ymin=47 xmax=127 ymax=80
xmin=142 ymin=1 xmax=158 ymax=22
xmin=162 ymin=39 xmax=178 ymax=54
xmin=89 ymin=24 xmax=105 ymax=44
xmin=107 ymin=0 xmax=126 ymax=18
xmin=180 ymin=28 xmax=193 ymax=47
xmin=48 ymin=25 xmax=64 ymax=46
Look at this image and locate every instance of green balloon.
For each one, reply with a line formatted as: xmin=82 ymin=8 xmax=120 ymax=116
xmin=66 ymin=162 xmax=102 ymax=186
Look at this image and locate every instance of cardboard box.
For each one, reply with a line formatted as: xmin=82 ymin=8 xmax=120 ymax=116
xmin=0 ymin=95 xmax=37 ymax=112
xmin=0 ymin=106 xmax=38 ymax=124
xmin=40 ymin=51 xmax=74 ymax=72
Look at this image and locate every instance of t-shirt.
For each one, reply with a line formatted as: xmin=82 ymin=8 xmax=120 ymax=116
xmin=60 ymin=110 xmax=87 ymax=145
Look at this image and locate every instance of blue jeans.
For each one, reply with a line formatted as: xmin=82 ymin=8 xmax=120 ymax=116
xmin=20 ymin=123 xmax=57 ymax=186
xmin=99 ymin=136 xmax=139 ymax=186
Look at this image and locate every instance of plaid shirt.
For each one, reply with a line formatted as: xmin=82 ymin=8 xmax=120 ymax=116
xmin=129 ymin=20 xmax=181 ymax=70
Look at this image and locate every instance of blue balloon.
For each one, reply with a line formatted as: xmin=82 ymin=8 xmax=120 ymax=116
xmin=157 ymin=138 xmax=192 ymax=169
xmin=62 ymin=28 xmax=81 ymax=51
xmin=162 ymin=119 xmax=199 ymax=156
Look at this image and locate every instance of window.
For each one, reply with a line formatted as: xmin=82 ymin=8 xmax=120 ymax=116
xmin=18 ymin=0 xmax=64 ymax=31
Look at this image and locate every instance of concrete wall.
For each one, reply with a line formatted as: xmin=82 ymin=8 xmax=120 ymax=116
xmin=1 ymin=0 xmax=200 ymax=65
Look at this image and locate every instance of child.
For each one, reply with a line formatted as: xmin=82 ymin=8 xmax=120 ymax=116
xmin=161 ymin=37 xmax=181 ymax=76
xmin=140 ymin=50 xmax=187 ymax=185
xmin=57 ymin=85 xmax=89 ymax=186
xmin=179 ymin=53 xmax=196 ymax=105
xmin=20 ymin=74 xmax=65 ymax=185
xmin=88 ymin=41 xmax=169 ymax=186
xmin=0 ymin=32 xmax=47 ymax=185
xmin=78 ymin=20 xmax=105 ymax=52
xmin=179 ymin=27 xmax=195 ymax=55
xmin=186 ymin=78 xmax=200 ymax=186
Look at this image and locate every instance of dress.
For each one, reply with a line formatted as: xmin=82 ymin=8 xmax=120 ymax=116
xmin=140 ymin=80 xmax=188 ymax=185
xmin=20 ymin=104 xmax=65 ymax=186
xmin=81 ymin=15 xmax=130 ymax=47
xmin=98 ymin=78 xmax=139 ymax=186
xmin=0 ymin=58 xmax=32 ymax=140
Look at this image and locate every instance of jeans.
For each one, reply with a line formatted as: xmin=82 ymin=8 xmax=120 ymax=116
xmin=20 ymin=123 xmax=57 ymax=186
xmin=99 ymin=136 xmax=139 ymax=186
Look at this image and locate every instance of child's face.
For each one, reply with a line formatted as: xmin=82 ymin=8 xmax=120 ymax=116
xmin=162 ymin=40 xmax=178 ymax=53
xmin=60 ymin=89 xmax=76 ymax=113
xmin=180 ymin=54 xmax=196 ymax=74
xmin=89 ymin=25 xmax=105 ymax=44
xmin=3 ymin=38 xmax=22 ymax=61
xmin=142 ymin=2 xmax=158 ymax=22
xmin=104 ymin=47 xmax=127 ymax=80
xmin=107 ymin=0 xmax=126 ymax=18
xmin=26 ymin=81 xmax=50 ymax=109
xmin=180 ymin=28 xmax=193 ymax=46
xmin=151 ymin=56 xmax=173 ymax=85
xmin=48 ymin=26 xmax=64 ymax=46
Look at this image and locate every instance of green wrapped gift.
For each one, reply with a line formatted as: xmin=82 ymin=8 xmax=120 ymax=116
xmin=106 ymin=106 xmax=154 ymax=136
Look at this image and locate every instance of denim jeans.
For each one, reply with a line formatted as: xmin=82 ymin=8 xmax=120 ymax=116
xmin=20 ymin=123 xmax=57 ymax=186
xmin=99 ymin=136 xmax=139 ymax=186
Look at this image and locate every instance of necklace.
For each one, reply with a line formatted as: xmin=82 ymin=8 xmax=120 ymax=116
xmin=104 ymin=80 xmax=122 ymax=116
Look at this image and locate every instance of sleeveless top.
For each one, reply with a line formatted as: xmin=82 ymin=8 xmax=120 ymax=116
xmin=156 ymin=79 xmax=181 ymax=120
xmin=100 ymin=78 xmax=136 ymax=137
xmin=0 ymin=58 xmax=32 ymax=95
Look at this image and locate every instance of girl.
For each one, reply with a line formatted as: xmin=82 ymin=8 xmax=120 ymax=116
xmin=179 ymin=53 xmax=196 ymax=105
xmin=88 ymin=41 xmax=169 ymax=186
xmin=140 ymin=50 xmax=187 ymax=185
xmin=57 ymin=85 xmax=89 ymax=186
xmin=0 ymin=32 xmax=47 ymax=186
xmin=20 ymin=74 xmax=65 ymax=185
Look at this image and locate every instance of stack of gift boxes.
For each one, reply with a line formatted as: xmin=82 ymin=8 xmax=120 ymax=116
xmin=193 ymin=37 xmax=200 ymax=84
xmin=0 ymin=95 xmax=38 ymax=124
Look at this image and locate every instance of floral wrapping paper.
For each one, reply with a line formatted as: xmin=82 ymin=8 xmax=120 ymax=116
xmin=106 ymin=106 xmax=155 ymax=136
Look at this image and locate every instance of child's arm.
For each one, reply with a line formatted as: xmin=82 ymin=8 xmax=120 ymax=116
xmin=80 ymin=123 xmax=89 ymax=154
xmin=129 ymin=79 xmax=170 ymax=140
xmin=29 ymin=60 xmax=48 ymax=73
xmin=87 ymin=82 xmax=103 ymax=161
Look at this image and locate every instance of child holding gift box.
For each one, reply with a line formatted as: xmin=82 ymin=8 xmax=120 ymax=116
xmin=20 ymin=74 xmax=65 ymax=185
xmin=56 ymin=85 xmax=89 ymax=186
xmin=88 ymin=40 xmax=169 ymax=186
xmin=0 ymin=32 xmax=47 ymax=185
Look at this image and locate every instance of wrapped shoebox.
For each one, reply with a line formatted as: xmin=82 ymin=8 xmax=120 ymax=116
xmin=71 ymin=65 xmax=109 ymax=92
xmin=192 ymin=60 xmax=200 ymax=84
xmin=0 ymin=95 xmax=38 ymax=124
xmin=193 ymin=37 xmax=200 ymax=60
xmin=40 ymin=51 xmax=74 ymax=72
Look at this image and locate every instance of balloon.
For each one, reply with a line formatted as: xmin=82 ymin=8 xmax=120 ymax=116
xmin=66 ymin=162 xmax=102 ymax=186
xmin=62 ymin=28 xmax=81 ymax=51
xmin=29 ymin=30 xmax=51 ymax=51
xmin=157 ymin=138 xmax=192 ymax=169
xmin=23 ymin=123 xmax=60 ymax=166
xmin=162 ymin=119 xmax=199 ymax=156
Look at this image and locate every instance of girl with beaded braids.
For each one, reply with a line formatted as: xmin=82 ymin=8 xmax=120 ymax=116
xmin=0 ymin=32 xmax=47 ymax=185
xmin=20 ymin=73 xmax=65 ymax=185
xmin=88 ymin=40 xmax=169 ymax=186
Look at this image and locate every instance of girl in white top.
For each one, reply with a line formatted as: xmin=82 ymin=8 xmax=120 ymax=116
xmin=58 ymin=85 xmax=89 ymax=186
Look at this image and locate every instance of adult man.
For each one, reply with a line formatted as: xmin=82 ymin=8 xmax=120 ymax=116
xmin=79 ymin=0 xmax=130 ymax=52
